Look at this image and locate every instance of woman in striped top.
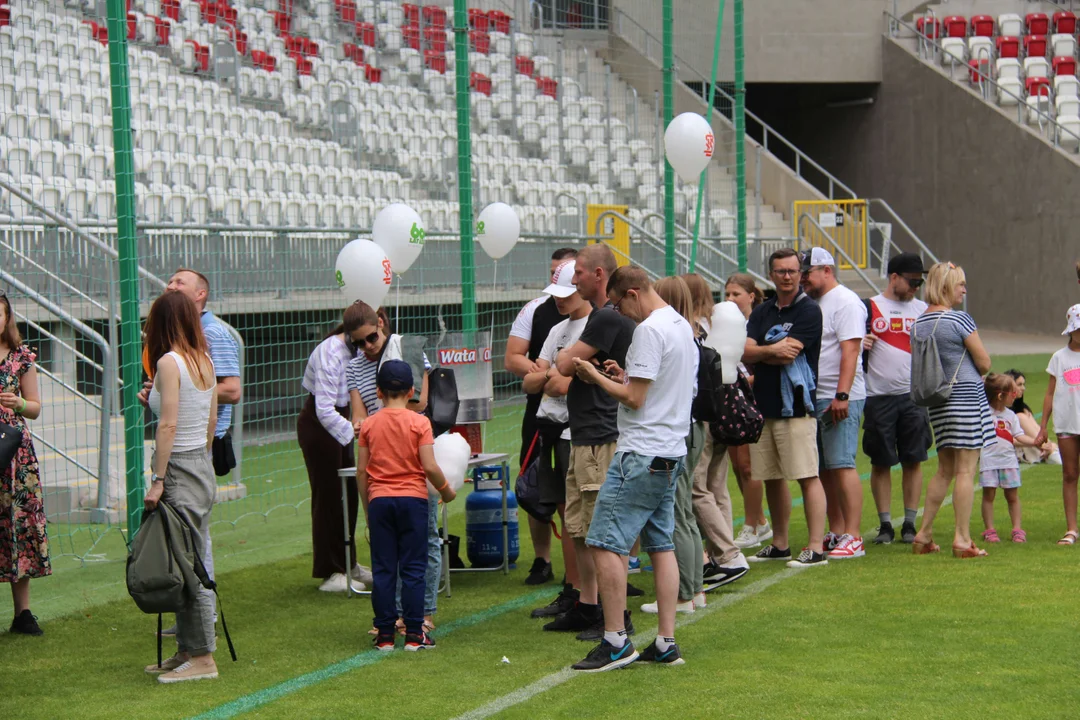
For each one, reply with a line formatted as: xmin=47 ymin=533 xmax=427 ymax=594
xmin=911 ymin=263 xmax=994 ymax=559
xmin=345 ymin=305 xmax=430 ymax=429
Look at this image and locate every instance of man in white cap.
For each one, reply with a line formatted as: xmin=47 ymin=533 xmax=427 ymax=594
xmin=800 ymin=247 xmax=868 ymax=560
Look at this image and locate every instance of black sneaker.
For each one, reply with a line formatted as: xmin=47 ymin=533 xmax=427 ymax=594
xmin=747 ymin=545 xmax=791 ymax=562
xmin=786 ymin=549 xmax=829 ymax=568
xmin=373 ymin=632 xmax=395 ymax=651
xmin=404 ymin=632 xmax=436 ymax=651
xmin=576 ymin=609 xmax=635 ymax=642
xmin=531 ymin=584 xmax=579 ymax=618
xmin=543 ymin=602 xmax=600 ymax=632
xmin=10 ymin=610 xmax=43 ymax=636
xmin=702 ymin=560 xmax=749 ymax=587
xmin=900 ymin=521 xmax=918 ymax=544
xmin=625 ymin=581 xmax=645 ymax=597
xmin=639 ymin=639 xmax=685 ymax=666
xmin=873 ymin=522 xmax=895 ymax=545
xmin=524 ymin=558 xmax=555 ymax=585
xmin=570 ymin=639 xmax=639 ymax=672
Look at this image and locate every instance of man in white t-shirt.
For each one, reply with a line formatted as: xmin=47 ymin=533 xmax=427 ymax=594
xmin=801 ymin=248 xmax=868 ymax=560
xmin=569 ymin=266 xmax=698 ymax=672
xmin=862 ymin=253 xmax=931 ymax=545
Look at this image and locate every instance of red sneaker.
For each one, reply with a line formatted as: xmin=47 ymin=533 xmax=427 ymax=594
xmin=828 ymin=534 xmax=865 ymax=559
xmin=404 ymin=631 xmax=436 ymax=651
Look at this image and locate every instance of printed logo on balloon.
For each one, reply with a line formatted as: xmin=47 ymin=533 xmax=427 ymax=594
xmin=665 ymin=112 xmax=714 ymax=183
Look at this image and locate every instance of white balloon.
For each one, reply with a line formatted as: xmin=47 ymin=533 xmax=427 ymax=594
xmin=664 ymin=112 xmax=715 ymax=183
xmin=432 ymin=432 xmax=471 ymax=494
xmin=706 ymin=301 xmax=748 ymax=384
xmin=335 ymin=239 xmax=393 ymax=308
xmin=372 ymin=203 xmax=426 ymax=274
xmin=476 ymin=202 xmax=520 ymax=260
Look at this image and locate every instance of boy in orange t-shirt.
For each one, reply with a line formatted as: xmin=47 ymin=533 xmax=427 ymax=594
xmin=358 ymin=360 xmax=456 ymax=651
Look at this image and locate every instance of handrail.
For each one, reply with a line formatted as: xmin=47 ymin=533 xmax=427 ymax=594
xmin=667 ymin=218 xmax=775 ymax=289
xmin=0 ymin=237 xmax=113 ymax=320
xmin=795 ymin=213 xmax=882 ymax=295
xmin=591 ymin=211 xmax=662 ymax=280
xmin=612 ymin=7 xmax=857 ymax=200
xmin=0 ymin=270 xmax=113 ymax=514
xmin=888 ymin=11 xmax=1080 ymax=151
xmin=865 ymin=198 xmax=940 ymax=269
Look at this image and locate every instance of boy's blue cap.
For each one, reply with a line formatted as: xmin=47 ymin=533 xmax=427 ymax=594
xmin=377 ymin=359 xmax=414 ymax=392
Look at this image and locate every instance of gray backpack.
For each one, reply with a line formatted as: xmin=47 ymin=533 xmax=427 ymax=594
xmin=910 ymin=312 xmax=965 ymax=407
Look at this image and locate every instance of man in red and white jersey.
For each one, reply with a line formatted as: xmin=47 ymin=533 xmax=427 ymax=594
xmin=862 ymin=253 xmax=933 ymax=545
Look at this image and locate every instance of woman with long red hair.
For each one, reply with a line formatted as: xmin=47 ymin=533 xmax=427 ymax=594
xmin=141 ymin=290 xmax=221 ymax=683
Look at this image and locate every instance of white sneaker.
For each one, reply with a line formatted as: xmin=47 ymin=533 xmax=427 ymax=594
xmin=319 ymin=573 xmax=365 ymax=592
xmin=719 ymin=552 xmax=749 ymax=570
xmin=734 ymin=525 xmax=761 ymax=549
xmin=352 ymin=564 xmax=373 ymax=586
xmin=693 ymin=592 xmax=707 ymax=609
xmin=828 ymin=534 xmax=865 ymax=560
xmin=756 ymin=522 xmax=773 ymax=544
xmin=640 ymin=600 xmax=695 ymax=614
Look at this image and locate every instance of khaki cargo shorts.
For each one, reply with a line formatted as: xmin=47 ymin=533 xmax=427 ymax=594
xmin=749 ymin=417 xmax=819 ymax=482
xmin=564 ymin=442 xmax=617 ymax=538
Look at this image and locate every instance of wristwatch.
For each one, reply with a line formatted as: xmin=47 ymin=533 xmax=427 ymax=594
xmin=150 ymin=473 xmax=162 ymax=484
xmin=834 ymin=392 xmax=850 ymax=401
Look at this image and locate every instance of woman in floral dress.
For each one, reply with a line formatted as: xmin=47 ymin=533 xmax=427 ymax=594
xmin=0 ymin=289 xmax=48 ymax=636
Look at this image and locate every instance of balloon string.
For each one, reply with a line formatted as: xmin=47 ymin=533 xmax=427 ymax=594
xmin=395 ymin=275 xmax=401 ymax=334
xmin=489 ymin=260 xmax=497 ymax=346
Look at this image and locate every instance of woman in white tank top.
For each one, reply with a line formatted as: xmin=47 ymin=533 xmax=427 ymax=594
xmin=141 ymin=291 xmax=221 ymax=684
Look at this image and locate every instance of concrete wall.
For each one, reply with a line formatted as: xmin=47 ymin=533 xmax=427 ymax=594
xmin=749 ymin=39 xmax=1080 ymax=334
xmin=612 ymin=0 xmax=888 ymax=84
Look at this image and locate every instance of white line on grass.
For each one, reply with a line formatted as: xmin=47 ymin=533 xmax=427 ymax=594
xmin=450 ymin=567 xmax=802 ymax=720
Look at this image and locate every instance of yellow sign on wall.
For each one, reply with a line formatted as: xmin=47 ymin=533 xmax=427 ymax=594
xmin=586 ymin=204 xmax=631 ymax=267
xmin=792 ymin=199 xmax=868 ymax=270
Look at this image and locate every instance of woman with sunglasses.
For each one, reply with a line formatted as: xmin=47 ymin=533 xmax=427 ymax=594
xmin=298 ymin=301 xmax=375 ymax=593
xmin=0 ymin=289 xmax=48 ymax=636
xmin=345 ymin=306 xmax=430 ymax=429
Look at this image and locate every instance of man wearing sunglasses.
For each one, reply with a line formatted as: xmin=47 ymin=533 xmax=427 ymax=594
xmin=862 ymin=253 xmax=932 ymax=545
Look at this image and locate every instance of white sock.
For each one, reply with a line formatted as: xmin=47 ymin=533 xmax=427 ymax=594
xmin=604 ymin=629 xmax=627 ymax=648
xmin=655 ymin=636 xmax=675 ymax=652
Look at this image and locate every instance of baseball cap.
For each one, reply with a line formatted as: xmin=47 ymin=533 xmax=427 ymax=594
xmin=377 ymin=359 xmax=414 ymax=392
xmin=799 ymin=247 xmax=835 ymax=271
xmin=543 ymin=259 xmax=577 ymax=298
xmin=887 ymin=252 xmax=927 ymax=275
xmin=1063 ymin=304 xmax=1080 ymax=336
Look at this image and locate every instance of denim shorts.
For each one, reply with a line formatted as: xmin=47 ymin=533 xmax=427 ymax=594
xmin=585 ymin=451 xmax=683 ymax=556
xmin=814 ymin=398 xmax=865 ymax=470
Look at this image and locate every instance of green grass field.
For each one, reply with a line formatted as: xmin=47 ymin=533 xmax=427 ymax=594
xmin=4 ymin=354 xmax=1079 ymax=719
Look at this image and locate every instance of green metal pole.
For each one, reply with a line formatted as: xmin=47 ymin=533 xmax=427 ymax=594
xmin=734 ymin=0 xmax=748 ymax=272
xmin=105 ymin=0 xmax=145 ymax=534
xmin=663 ymin=0 xmax=675 ymax=276
xmin=453 ymin=0 xmax=477 ymax=334
xmin=689 ymin=0 xmax=726 ymax=273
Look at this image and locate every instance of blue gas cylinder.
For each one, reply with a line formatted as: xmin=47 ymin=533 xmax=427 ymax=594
xmin=465 ymin=465 xmax=520 ymax=568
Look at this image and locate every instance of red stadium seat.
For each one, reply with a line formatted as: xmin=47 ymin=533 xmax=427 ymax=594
xmin=424 ymin=27 xmax=447 ymax=53
xmin=916 ymin=17 xmax=940 ymax=39
xmin=216 ymin=1 xmax=237 ymax=26
xmin=84 ymin=20 xmax=109 ymax=45
xmin=470 ymin=71 xmax=492 ymax=95
xmin=968 ymin=58 xmax=990 ymax=84
xmin=150 ymin=15 xmax=170 ymax=45
xmin=996 ymin=36 xmax=1019 ymax=59
xmin=364 ymin=64 xmax=382 ymax=83
xmin=356 ymin=22 xmax=375 ymax=47
xmin=290 ymin=53 xmax=312 ymax=75
xmin=468 ymin=8 xmax=488 ymax=31
xmin=403 ymin=24 xmax=420 ymax=50
xmin=337 ymin=1 xmax=355 ymax=24
xmin=273 ymin=10 xmax=290 ymax=34
xmin=1025 ymin=13 xmax=1049 ymax=35
xmin=402 ymin=3 xmax=419 ymax=25
xmin=343 ymin=42 xmax=365 ymax=64
xmin=944 ymin=15 xmax=966 ymax=38
xmin=970 ymin=15 xmax=994 ymax=37
xmin=1024 ymin=35 xmax=1047 ymax=58
xmin=488 ymin=10 xmax=511 ymax=34
xmin=1053 ymin=55 xmax=1077 ymax=77
xmin=1026 ymin=76 xmax=1051 ymax=97
xmin=251 ymin=50 xmax=276 ymax=71
xmin=0 ymin=7 xmax=7 ymax=27
xmin=515 ymin=55 xmax=534 ymax=76
xmin=535 ymin=76 xmax=557 ymax=98
xmin=188 ymin=40 xmax=210 ymax=71
xmin=422 ymin=5 xmax=446 ymax=28
xmin=198 ymin=0 xmax=217 ymax=25
xmin=127 ymin=12 xmax=137 ymax=40
xmin=424 ymin=50 xmax=446 ymax=74
xmin=1053 ymin=11 xmax=1077 ymax=35
xmin=469 ymin=30 xmax=490 ymax=54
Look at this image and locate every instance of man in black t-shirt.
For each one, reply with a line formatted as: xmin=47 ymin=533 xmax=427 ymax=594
xmin=743 ymin=248 xmax=828 ymax=568
xmin=539 ymin=243 xmax=637 ymax=639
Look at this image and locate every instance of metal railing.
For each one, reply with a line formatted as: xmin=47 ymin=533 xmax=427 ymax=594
xmin=612 ymin=7 xmax=858 ymax=201
xmin=865 ymin=197 xmax=940 ymax=276
xmin=796 ymin=213 xmax=882 ymax=295
xmin=887 ymin=11 xmax=1080 ymax=152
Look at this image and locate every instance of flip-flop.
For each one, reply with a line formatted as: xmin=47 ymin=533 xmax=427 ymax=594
xmin=1058 ymin=531 xmax=1078 ymax=545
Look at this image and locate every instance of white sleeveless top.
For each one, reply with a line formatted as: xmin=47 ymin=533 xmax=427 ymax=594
xmin=148 ymin=351 xmax=216 ymax=452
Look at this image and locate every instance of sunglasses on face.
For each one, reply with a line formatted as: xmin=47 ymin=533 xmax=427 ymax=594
xmin=358 ymin=331 xmax=380 ymax=347
xmin=905 ymin=277 xmax=924 ymax=289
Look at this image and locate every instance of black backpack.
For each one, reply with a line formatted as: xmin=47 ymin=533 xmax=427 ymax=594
xmin=692 ymin=341 xmax=726 ymax=424
xmin=692 ymin=340 xmax=764 ymax=447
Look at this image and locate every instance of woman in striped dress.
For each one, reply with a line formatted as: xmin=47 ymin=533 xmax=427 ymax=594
xmin=911 ymin=263 xmax=994 ymax=558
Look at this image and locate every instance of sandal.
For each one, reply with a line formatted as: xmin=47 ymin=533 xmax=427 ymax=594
xmin=1011 ymin=529 xmax=1027 ymax=543
xmin=1058 ymin=531 xmax=1078 ymax=546
xmin=912 ymin=539 xmax=941 ymax=555
xmin=952 ymin=542 xmax=988 ymax=558
xmin=982 ymin=528 xmax=1000 ymax=543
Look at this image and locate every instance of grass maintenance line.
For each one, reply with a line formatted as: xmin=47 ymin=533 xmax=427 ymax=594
xmin=450 ymin=567 xmax=802 ymax=720
xmin=190 ymin=586 xmax=556 ymax=720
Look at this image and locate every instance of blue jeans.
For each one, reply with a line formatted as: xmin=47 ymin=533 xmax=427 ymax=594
xmin=814 ymin=398 xmax=865 ymax=470
xmin=396 ymin=497 xmax=441 ymax=617
xmin=369 ymin=496 xmax=428 ymax=635
xmin=586 ymin=451 xmax=683 ymax=556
